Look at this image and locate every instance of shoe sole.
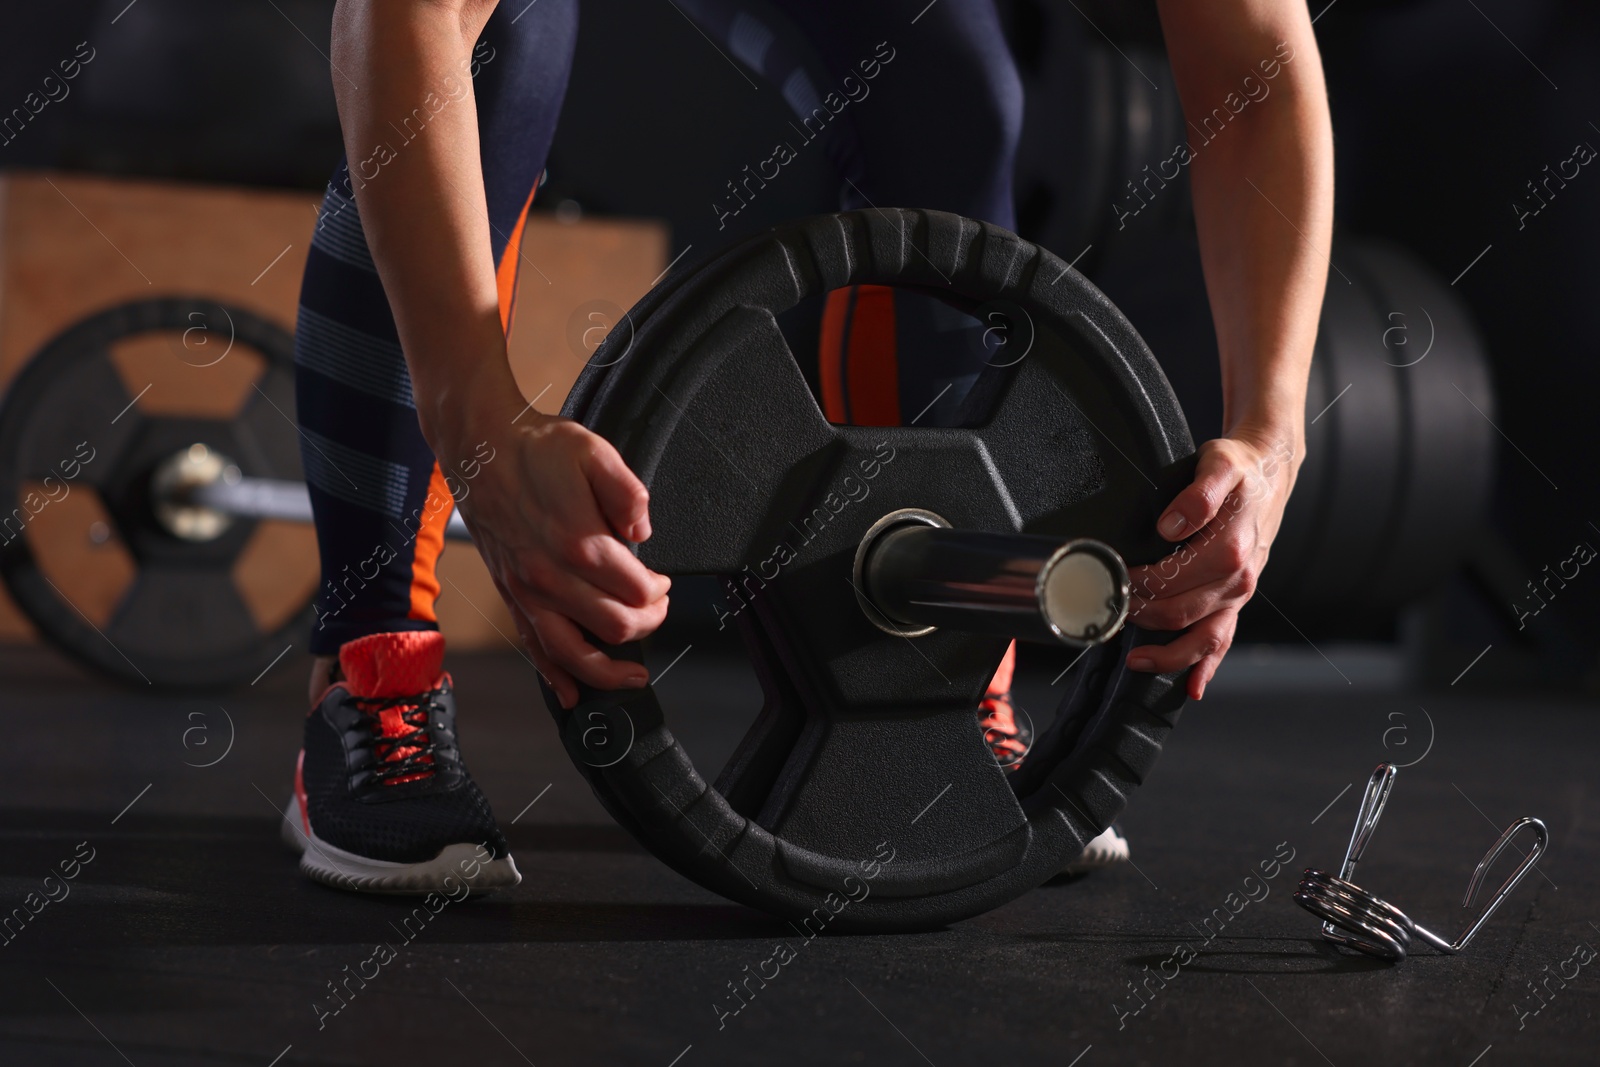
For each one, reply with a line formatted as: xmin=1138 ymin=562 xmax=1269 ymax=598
xmin=1061 ymin=826 xmax=1131 ymax=875
xmin=280 ymin=793 xmax=521 ymax=896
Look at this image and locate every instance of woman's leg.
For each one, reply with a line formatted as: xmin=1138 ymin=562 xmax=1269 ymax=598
xmin=285 ymin=0 xmax=578 ymax=892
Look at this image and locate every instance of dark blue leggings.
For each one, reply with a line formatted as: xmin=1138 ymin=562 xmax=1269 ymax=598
xmin=294 ymin=0 xmax=1023 ymax=653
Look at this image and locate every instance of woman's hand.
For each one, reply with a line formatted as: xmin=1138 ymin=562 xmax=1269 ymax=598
xmin=439 ymin=410 xmax=671 ymax=710
xmin=1124 ymin=434 xmax=1298 ymax=700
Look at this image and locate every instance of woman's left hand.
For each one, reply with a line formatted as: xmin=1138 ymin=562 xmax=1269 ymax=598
xmin=1123 ymin=434 xmax=1299 ymax=699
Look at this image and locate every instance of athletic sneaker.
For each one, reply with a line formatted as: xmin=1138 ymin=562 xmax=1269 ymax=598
xmin=280 ymin=630 xmax=520 ymax=894
xmin=979 ymin=687 xmax=1031 ymax=772
xmin=979 ymin=641 xmax=1031 ymax=772
xmin=1062 ymin=823 xmax=1131 ymax=875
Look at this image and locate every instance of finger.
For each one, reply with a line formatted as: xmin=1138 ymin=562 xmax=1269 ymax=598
xmin=1124 ymin=610 xmax=1236 ymax=685
xmin=1128 ymin=529 xmax=1250 ymax=601
xmin=1129 ymin=576 xmax=1240 ymax=631
xmin=558 ymin=531 xmax=672 ymax=608
xmin=582 ymin=437 xmax=653 ymax=543
xmin=1188 ymin=653 xmax=1222 ymax=700
xmin=1186 ymin=612 xmax=1239 ymax=700
xmin=512 ymin=563 xmax=669 ymax=646
xmin=1157 ymin=442 xmax=1246 ymax=542
xmin=498 ymin=581 xmax=580 ymax=708
xmin=531 ymin=607 xmax=653 ymax=692
xmin=1131 ymin=549 xmax=1259 ymax=627
xmin=527 ymin=636 xmax=580 ymax=709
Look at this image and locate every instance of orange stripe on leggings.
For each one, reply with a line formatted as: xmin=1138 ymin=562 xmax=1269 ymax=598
xmin=818 ymin=284 xmax=900 ymax=426
xmin=495 ymin=185 xmax=538 ymax=334
xmin=406 ymin=463 xmax=454 ymax=623
xmin=819 ymin=288 xmax=853 ymax=422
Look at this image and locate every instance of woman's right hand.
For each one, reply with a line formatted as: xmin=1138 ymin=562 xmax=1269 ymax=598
xmin=439 ymin=409 xmax=671 ymax=710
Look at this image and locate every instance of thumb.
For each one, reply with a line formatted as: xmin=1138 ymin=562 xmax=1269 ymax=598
xmin=1157 ymin=443 xmax=1243 ymax=541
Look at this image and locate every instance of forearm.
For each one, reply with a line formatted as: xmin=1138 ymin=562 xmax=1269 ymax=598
xmin=330 ymin=0 xmax=517 ymax=450
xmin=1190 ymin=80 xmax=1331 ymax=454
xmin=1160 ymin=3 xmax=1333 ymax=460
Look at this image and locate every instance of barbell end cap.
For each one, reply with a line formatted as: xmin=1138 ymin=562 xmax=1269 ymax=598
xmin=1038 ymin=539 xmax=1131 ymax=646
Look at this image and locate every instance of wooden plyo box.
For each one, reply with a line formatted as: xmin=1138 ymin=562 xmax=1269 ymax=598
xmin=0 ymin=170 xmax=667 ymax=659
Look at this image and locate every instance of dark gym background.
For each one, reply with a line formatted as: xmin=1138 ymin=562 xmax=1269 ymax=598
xmin=2 ymin=2 xmax=1596 ymax=1065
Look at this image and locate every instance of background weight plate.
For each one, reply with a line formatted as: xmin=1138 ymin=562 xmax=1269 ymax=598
xmin=0 ymin=298 xmax=313 ymax=688
xmin=1261 ymin=239 xmax=1496 ymax=614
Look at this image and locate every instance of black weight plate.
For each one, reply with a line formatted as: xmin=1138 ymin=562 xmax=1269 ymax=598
xmin=0 ymin=298 xmax=309 ymax=688
xmin=1263 ymin=310 xmax=1332 ymax=593
xmin=1349 ymin=241 xmax=1495 ymax=606
xmin=1276 ymin=248 xmax=1406 ymax=608
xmin=557 ymin=209 xmax=1193 ymax=932
xmin=104 ymin=564 xmax=262 ymax=660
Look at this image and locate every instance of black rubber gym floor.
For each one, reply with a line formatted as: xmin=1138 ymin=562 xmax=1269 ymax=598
xmin=3 ymin=643 xmax=1595 ymax=1066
